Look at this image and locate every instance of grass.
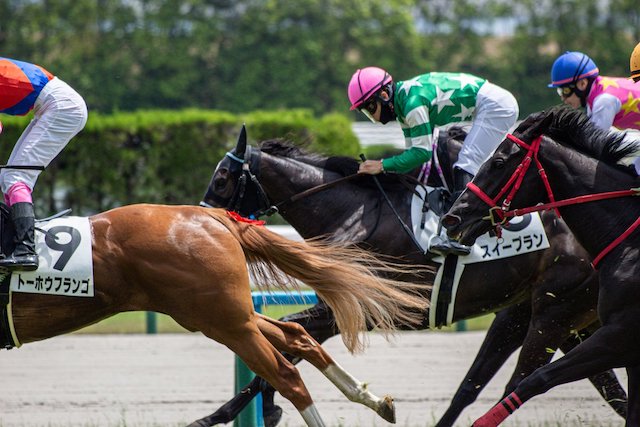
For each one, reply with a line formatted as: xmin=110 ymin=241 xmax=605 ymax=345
xmin=73 ymin=304 xmax=495 ymax=335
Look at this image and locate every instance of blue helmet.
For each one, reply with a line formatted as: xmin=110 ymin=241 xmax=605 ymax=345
xmin=548 ymin=51 xmax=599 ymax=87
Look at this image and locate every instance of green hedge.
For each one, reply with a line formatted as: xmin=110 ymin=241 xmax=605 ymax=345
xmin=0 ymin=109 xmax=359 ymax=216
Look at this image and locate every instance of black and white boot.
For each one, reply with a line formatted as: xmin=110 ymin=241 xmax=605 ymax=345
xmin=0 ymin=202 xmax=38 ymax=271
xmin=430 ymin=168 xmax=474 ymax=256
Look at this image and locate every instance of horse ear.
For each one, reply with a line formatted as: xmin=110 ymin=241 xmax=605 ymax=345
xmin=521 ymin=109 xmax=556 ymax=140
xmin=235 ymin=124 xmax=247 ymax=159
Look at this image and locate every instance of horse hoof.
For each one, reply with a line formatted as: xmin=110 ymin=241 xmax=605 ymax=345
xmin=264 ymin=405 xmax=283 ymax=427
xmin=377 ymin=395 xmax=396 ymax=423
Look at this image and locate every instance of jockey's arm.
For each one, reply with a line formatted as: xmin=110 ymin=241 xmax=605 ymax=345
xmin=381 ymin=146 xmax=432 ymax=173
xmin=589 ymin=93 xmax=620 ymax=131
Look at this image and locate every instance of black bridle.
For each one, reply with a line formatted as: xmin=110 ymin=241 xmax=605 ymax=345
xmin=201 ymin=146 xmax=277 ymax=219
xmin=202 ymin=146 xmax=380 ymax=220
xmin=203 ymin=144 xmax=428 ymax=255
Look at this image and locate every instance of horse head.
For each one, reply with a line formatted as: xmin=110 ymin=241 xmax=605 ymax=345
xmin=442 ymin=109 xmax=557 ymax=245
xmin=201 ymin=125 xmax=275 ymax=218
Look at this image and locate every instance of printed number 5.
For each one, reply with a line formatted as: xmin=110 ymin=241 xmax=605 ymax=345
xmin=45 ymin=226 xmax=81 ymax=271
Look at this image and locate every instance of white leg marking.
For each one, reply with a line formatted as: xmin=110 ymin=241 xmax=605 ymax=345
xmin=300 ymin=404 xmax=326 ymax=427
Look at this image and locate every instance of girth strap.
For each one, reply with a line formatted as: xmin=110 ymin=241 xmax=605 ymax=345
xmin=434 ymin=254 xmax=458 ymax=327
xmin=0 ymin=273 xmax=16 ymax=349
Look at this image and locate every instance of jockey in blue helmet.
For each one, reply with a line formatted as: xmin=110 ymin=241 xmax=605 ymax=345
xmin=548 ymin=51 xmax=599 ymax=108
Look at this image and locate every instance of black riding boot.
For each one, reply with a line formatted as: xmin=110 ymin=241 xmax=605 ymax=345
xmin=430 ymin=167 xmax=474 ymax=256
xmin=0 ymin=202 xmax=38 ymax=271
xmin=451 ymin=166 xmax=474 ymax=201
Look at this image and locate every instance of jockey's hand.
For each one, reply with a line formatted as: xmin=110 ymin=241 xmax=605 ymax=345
xmin=359 ymin=159 xmax=384 ymax=175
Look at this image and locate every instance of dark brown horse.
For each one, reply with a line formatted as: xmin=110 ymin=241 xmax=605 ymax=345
xmin=5 ymin=204 xmax=430 ymax=427
xmin=443 ymin=106 xmax=640 ymax=426
xmin=196 ymin=126 xmax=627 ymax=427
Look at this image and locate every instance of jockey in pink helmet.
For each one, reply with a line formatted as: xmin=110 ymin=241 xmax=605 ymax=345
xmin=348 ymin=67 xmax=396 ymax=124
xmin=347 ymin=66 xmax=519 ymax=256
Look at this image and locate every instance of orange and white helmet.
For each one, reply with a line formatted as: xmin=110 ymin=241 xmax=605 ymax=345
xmin=631 ymin=42 xmax=640 ymax=82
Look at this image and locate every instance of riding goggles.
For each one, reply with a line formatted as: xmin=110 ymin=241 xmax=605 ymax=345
xmin=556 ymin=85 xmax=576 ymax=98
xmin=359 ymin=98 xmax=379 ymax=123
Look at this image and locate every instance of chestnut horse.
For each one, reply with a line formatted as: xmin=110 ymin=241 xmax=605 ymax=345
xmin=5 ymin=204 xmax=429 ymax=427
xmin=443 ymin=106 xmax=640 ymax=426
xmin=196 ymin=126 xmax=627 ymax=427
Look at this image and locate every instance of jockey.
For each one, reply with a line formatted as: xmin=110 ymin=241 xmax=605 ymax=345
xmin=631 ymin=42 xmax=640 ymax=83
xmin=348 ymin=66 xmax=519 ymax=256
xmin=0 ymin=57 xmax=87 ymax=271
xmin=549 ymin=51 xmax=640 ymax=131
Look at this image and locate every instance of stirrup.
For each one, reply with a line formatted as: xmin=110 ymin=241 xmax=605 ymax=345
xmin=430 ymin=238 xmax=471 ymax=256
xmin=0 ymin=254 xmax=39 ymax=271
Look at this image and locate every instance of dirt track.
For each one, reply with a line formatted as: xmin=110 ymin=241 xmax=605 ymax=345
xmin=0 ymin=331 xmax=625 ymax=427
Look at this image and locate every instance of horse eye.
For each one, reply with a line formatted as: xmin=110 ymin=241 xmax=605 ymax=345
xmin=493 ymin=158 xmax=505 ymax=169
xmin=214 ymin=176 xmax=227 ymax=190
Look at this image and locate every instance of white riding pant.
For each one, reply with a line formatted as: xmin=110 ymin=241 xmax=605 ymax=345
xmin=0 ymin=77 xmax=88 ymax=194
xmin=454 ymin=82 xmax=519 ymax=176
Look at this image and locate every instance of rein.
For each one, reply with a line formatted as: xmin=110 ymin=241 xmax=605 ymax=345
xmin=359 ymin=154 xmax=426 ymax=255
xmin=213 ymin=148 xmax=362 ymax=218
xmin=467 ymin=133 xmax=640 ymax=268
xmin=274 ymin=174 xmax=361 ymax=210
xmin=216 ymin=147 xmax=427 ymax=254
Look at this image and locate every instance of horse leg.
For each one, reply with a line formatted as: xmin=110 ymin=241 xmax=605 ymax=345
xmin=502 ymin=316 xmax=627 ymax=418
xmin=260 ymin=301 xmax=340 ymax=426
xmin=255 ymin=314 xmax=396 ymax=423
xmin=435 ymin=302 xmax=531 ymax=427
xmin=558 ymin=325 xmax=627 ymax=419
xmin=500 ymin=303 xmax=589 ymax=395
xmin=191 ymin=301 xmax=339 ymax=427
xmin=626 ymin=364 xmax=640 ymax=426
xmin=472 ymin=320 xmax=640 ymax=427
xmin=220 ymin=322 xmax=327 ymax=427
xmin=185 ymin=376 xmax=266 ymax=427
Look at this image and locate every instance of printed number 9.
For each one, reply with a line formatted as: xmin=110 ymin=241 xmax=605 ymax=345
xmin=45 ymin=226 xmax=81 ymax=271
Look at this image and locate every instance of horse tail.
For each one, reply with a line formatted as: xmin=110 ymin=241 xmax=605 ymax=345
xmin=210 ymin=210 xmax=430 ymax=353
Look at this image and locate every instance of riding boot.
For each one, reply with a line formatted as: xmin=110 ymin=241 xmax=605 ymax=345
xmin=0 ymin=202 xmax=38 ymax=271
xmin=430 ymin=168 xmax=474 ymax=256
xmin=451 ymin=166 xmax=474 ymax=202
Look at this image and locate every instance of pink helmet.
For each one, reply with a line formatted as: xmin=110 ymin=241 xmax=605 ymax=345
xmin=347 ymin=67 xmax=393 ymax=110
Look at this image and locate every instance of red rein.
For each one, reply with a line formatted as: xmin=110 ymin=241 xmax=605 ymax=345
xmin=467 ymin=133 xmax=640 ymax=269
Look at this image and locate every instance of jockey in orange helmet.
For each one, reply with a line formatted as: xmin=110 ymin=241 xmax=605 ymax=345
xmin=631 ymin=43 xmax=640 ymax=83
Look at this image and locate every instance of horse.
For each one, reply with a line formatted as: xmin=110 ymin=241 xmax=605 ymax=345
xmin=195 ymin=125 xmax=627 ymax=427
xmin=2 ymin=203 xmax=431 ymax=427
xmin=443 ymin=105 xmax=640 ymax=426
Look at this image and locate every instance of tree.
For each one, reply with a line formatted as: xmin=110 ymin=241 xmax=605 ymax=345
xmin=211 ymin=0 xmax=422 ymax=114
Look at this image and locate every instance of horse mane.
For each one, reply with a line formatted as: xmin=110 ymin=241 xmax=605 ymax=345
xmin=259 ymin=139 xmax=324 ymax=164
xmin=259 ymin=138 xmax=414 ymax=189
xmin=544 ymin=106 xmax=640 ymax=169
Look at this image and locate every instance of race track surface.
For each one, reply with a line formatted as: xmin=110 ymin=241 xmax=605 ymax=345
xmin=0 ymin=331 xmax=625 ymax=426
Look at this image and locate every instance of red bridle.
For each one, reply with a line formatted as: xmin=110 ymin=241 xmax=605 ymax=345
xmin=466 ymin=133 xmax=640 ymax=268
xmin=466 ymin=134 xmax=559 ymax=232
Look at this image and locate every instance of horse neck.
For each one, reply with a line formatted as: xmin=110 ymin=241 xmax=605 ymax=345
xmin=539 ymin=140 xmax=639 ymax=257
xmin=259 ymin=154 xmax=351 ymax=238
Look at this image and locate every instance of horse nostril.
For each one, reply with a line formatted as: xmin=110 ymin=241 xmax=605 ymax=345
xmin=441 ymin=213 xmax=461 ymax=228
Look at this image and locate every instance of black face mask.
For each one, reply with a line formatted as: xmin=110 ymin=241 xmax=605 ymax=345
xmin=378 ymin=103 xmax=396 ymax=124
